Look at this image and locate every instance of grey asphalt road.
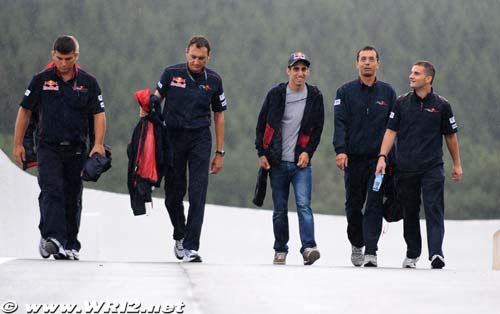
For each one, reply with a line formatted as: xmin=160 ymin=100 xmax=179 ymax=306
xmin=1 ymin=149 xmax=499 ymax=314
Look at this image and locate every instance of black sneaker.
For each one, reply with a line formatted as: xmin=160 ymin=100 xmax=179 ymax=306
xmin=431 ymin=255 xmax=445 ymax=269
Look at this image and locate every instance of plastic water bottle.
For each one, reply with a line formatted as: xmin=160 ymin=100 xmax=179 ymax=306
xmin=372 ymin=173 xmax=384 ymax=192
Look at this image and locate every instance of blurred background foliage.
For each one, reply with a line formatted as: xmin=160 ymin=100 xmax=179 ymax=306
xmin=1 ymin=0 xmax=499 ymax=219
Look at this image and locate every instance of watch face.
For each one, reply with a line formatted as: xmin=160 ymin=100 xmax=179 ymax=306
xmin=216 ymin=150 xmax=225 ymax=156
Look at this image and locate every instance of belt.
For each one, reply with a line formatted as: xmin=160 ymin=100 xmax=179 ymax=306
xmin=58 ymin=140 xmax=81 ymax=146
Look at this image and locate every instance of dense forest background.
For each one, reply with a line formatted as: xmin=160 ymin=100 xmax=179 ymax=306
xmin=1 ymin=0 xmax=499 ymax=219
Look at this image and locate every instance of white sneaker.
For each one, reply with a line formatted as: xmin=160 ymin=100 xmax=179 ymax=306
xmin=174 ymin=239 xmax=184 ymax=260
xmin=351 ymin=245 xmax=364 ymax=267
xmin=363 ymin=255 xmax=378 ymax=267
xmin=64 ymin=249 xmax=80 ymax=261
xmin=183 ymin=249 xmax=202 ymax=263
xmin=402 ymin=256 xmax=419 ymax=268
xmin=39 ymin=238 xmax=50 ymax=259
xmin=65 ymin=250 xmax=74 ymax=260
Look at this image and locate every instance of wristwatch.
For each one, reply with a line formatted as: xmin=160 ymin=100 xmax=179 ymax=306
xmin=215 ymin=150 xmax=225 ymax=157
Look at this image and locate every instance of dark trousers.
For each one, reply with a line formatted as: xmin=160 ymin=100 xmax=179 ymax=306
xmin=164 ymin=127 xmax=211 ymax=251
xmin=37 ymin=141 xmax=85 ymax=250
xmin=397 ymin=165 xmax=445 ymax=259
xmin=344 ymin=157 xmax=384 ymax=255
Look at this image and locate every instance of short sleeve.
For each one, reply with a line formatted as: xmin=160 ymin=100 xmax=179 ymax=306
xmin=211 ymin=79 xmax=227 ymax=112
xmin=387 ymin=101 xmax=401 ymax=131
xmin=441 ymin=103 xmax=457 ymax=134
xmin=91 ymin=79 xmax=105 ymax=114
xmin=20 ymin=75 xmax=42 ymax=110
xmin=156 ymin=69 xmax=171 ymax=98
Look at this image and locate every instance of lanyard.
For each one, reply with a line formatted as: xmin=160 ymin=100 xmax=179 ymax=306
xmin=185 ymin=64 xmax=209 ymax=91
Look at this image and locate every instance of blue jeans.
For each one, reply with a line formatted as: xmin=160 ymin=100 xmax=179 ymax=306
xmin=269 ymin=161 xmax=317 ymax=254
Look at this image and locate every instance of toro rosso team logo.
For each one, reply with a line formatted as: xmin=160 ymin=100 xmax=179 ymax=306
xmin=73 ymin=85 xmax=88 ymax=92
xmin=376 ymin=100 xmax=388 ymax=106
xmin=43 ymin=80 xmax=59 ymax=91
xmin=170 ymin=76 xmax=186 ymax=88
xmin=425 ymin=108 xmax=440 ymax=113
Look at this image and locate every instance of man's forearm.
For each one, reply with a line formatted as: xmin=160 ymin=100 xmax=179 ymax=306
xmin=214 ymin=112 xmax=224 ymax=151
xmin=93 ymin=112 xmax=106 ymax=145
xmin=379 ymin=129 xmax=397 ymax=156
xmin=14 ymin=107 xmax=32 ymax=145
xmin=445 ymin=133 xmax=461 ymax=166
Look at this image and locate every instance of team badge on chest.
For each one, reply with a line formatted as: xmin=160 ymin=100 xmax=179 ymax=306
xmin=170 ymin=77 xmax=187 ymax=88
xmin=43 ymin=80 xmax=59 ymax=91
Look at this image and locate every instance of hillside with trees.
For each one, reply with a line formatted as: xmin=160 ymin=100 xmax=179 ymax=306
xmin=1 ymin=0 xmax=499 ymax=219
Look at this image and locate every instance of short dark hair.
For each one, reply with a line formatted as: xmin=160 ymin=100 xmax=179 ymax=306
xmin=187 ymin=35 xmax=211 ymax=55
xmin=53 ymin=35 xmax=78 ymax=54
xmin=356 ymin=46 xmax=379 ymax=61
xmin=414 ymin=60 xmax=436 ymax=84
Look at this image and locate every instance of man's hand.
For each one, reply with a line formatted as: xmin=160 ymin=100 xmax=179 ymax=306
xmin=13 ymin=144 xmax=26 ymax=167
xmin=210 ymin=154 xmax=223 ymax=174
xmin=259 ymin=156 xmax=270 ymax=170
xmin=297 ymin=152 xmax=309 ymax=168
xmin=89 ymin=144 xmax=105 ymax=157
xmin=139 ymin=107 xmax=148 ymax=118
xmin=375 ymin=157 xmax=386 ymax=176
xmin=451 ymin=164 xmax=463 ymax=181
xmin=336 ymin=153 xmax=348 ymax=170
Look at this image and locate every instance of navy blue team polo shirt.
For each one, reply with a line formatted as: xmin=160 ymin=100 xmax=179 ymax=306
xmin=387 ymin=89 xmax=458 ymax=172
xmin=156 ymin=63 xmax=226 ymax=129
xmin=20 ymin=65 xmax=104 ymax=144
xmin=333 ymin=78 xmax=397 ymax=157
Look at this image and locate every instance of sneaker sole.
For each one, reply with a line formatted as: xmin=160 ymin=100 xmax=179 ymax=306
xmin=304 ymin=250 xmax=320 ymax=265
xmin=183 ymin=257 xmax=202 ymax=263
xmin=364 ymin=262 xmax=377 ymax=267
xmin=43 ymin=241 xmax=59 ymax=255
xmin=351 ymin=259 xmax=364 ymax=267
xmin=53 ymin=253 xmax=70 ymax=260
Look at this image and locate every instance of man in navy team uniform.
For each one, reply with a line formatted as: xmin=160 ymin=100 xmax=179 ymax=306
xmin=141 ymin=35 xmax=226 ymax=262
xmin=376 ymin=60 xmax=463 ymax=269
xmin=13 ymin=35 xmax=106 ymax=260
xmin=333 ymin=46 xmax=397 ymax=267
